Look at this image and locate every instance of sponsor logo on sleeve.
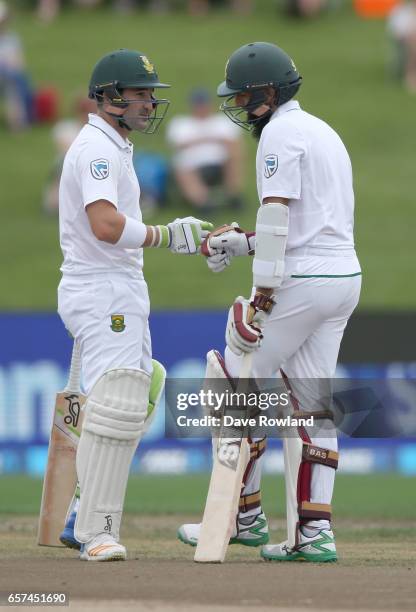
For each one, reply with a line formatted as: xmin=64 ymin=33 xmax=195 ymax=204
xmin=264 ymin=154 xmax=278 ymax=178
xmin=90 ymin=158 xmax=110 ymax=180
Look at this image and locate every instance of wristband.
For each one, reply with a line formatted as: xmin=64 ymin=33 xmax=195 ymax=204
xmin=251 ymin=292 xmax=275 ymax=314
xmin=116 ymin=216 xmax=147 ymax=248
xmin=145 ymin=225 xmax=172 ymax=248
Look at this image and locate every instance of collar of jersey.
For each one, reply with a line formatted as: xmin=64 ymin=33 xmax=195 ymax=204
xmin=271 ymin=100 xmax=300 ymax=120
xmin=87 ymin=113 xmax=132 ymax=151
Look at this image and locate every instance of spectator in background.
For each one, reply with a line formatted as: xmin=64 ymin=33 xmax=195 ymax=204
xmin=285 ymin=0 xmax=328 ymax=18
xmin=37 ymin=0 xmax=59 ymax=22
xmin=0 ymin=1 xmax=33 ymax=130
xmin=166 ymin=87 xmax=244 ymax=213
xmin=111 ymin=1 xmax=170 ymax=13
xmin=43 ymin=96 xmax=96 ymax=214
xmin=388 ymin=0 xmax=416 ymax=91
xmin=37 ymin=0 xmax=103 ymax=23
xmin=188 ymin=0 xmax=252 ymax=15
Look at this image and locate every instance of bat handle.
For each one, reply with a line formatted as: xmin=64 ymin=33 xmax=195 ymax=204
xmin=65 ymin=339 xmax=82 ymax=393
xmin=239 ymin=352 xmax=253 ymax=381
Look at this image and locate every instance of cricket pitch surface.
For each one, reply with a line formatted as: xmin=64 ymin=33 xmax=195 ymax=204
xmin=0 ymin=515 xmax=415 ymax=611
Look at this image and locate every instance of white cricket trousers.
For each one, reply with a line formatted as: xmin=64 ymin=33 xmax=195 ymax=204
xmin=225 ymin=254 xmax=361 ymax=521
xmin=225 ymin=259 xmax=362 ymax=379
xmin=58 ymin=274 xmax=152 ymax=395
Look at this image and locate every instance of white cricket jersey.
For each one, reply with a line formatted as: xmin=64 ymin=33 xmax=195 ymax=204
xmin=256 ymin=100 xmax=358 ymax=255
xmin=59 ymin=113 xmax=143 ymax=279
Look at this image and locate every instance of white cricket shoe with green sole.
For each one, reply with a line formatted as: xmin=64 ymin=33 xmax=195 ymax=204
xmin=177 ymin=512 xmax=269 ymax=548
xmin=261 ymin=528 xmax=337 ymax=562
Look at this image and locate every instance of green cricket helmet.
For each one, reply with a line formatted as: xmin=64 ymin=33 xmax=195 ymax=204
xmin=217 ymin=42 xmax=302 ymax=131
xmin=89 ymin=49 xmax=170 ymax=133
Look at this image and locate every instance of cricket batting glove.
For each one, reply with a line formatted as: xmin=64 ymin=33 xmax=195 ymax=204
xmin=205 ymin=251 xmax=231 ymax=273
xmin=201 ymin=223 xmax=255 ymax=273
xmin=166 ymin=217 xmax=213 ymax=254
xmin=226 ymin=293 xmax=274 ymax=355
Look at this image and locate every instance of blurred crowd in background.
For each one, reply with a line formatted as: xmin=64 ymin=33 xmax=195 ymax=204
xmin=2 ymin=0 xmax=416 ymax=216
xmin=34 ymin=0 xmax=327 ymax=20
xmin=18 ymin=0 xmax=339 ymax=23
xmin=35 ymin=0 xmax=253 ymax=20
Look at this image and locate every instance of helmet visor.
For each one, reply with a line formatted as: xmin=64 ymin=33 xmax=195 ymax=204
xmin=96 ymin=85 xmax=170 ymax=134
xmin=219 ymin=90 xmax=270 ymax=131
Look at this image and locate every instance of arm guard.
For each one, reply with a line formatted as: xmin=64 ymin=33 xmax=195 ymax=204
xmin=252 ymin=203 xmax=289 ymax=289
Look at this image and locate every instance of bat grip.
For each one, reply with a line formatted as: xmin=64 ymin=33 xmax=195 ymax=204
xmin=65 ymin=339 xmax=82 ymax=393
xmin=238 ymin=352 xmax=253 ymax=381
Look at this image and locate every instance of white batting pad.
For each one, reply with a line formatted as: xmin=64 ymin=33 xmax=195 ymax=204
xmin=75 ymin=369 xmax=150 ymax=543
xmin=283 ymin=436 xmax=303 ymax=547
xmin=142 ymin=359 xmax=166 ymax=435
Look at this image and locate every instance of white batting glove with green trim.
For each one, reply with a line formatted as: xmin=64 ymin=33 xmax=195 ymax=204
xmin=167 ymin=217 xmax=213 ymax=255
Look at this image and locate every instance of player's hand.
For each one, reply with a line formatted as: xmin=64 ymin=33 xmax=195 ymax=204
xmin=167 ymin=217 xmax=213 ymax=255
xmin=206 ymin=251 xmax=231 ymax=273
xmin=201 ymin=223 xmax=254 ymax=259
xmin=226 ymin=296 xmax=267 ymax=356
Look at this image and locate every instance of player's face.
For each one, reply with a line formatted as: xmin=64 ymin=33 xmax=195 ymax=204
xmin=234 ymin=92 xmax=251 ymax=108
xmin=220 ymin=87 xmax=275 ymax=136
xmin=122 ymin=88 xmax=155 ymax=132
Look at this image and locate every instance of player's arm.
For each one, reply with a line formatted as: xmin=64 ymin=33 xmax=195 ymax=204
xmin=86 ymin=200 xmax=212 ymax=255
xmin=222 ymin=196 xmax=290 ymax=356
xmin=79 ymin=143 xmax=212 ymax=255
xmin=254 ymin=195 xmax=289 ymax=298
xmin=222 ymin=119 xmax=304 ymax=354
xmin=201 ymin=195 xmax=288 ymax=274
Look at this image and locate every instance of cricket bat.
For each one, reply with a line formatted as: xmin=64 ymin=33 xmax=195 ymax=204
xmin=194 ymin=352 xmax=252 ymax=563
xmin=37 ymin=340 xmax=85 ymax=547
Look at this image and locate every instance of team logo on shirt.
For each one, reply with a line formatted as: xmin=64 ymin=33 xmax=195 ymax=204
xmin=264 ymin=154 xmax=278 ymax=178
xmin=110 ymin=314 xmax=126 ymax=333
xmin=90 ymin=158 xmax=109 ymax=180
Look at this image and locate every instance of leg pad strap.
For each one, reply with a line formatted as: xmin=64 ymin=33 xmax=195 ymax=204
xmin=250 ymin=438 xmax=266 ymax=459
xmin=239 ymin=489 xmax=261 ymax=513
xmin=302 ymin=443 xmax=339 ymax=470
xmin=299 ymin=501 xmax=332 ymax=521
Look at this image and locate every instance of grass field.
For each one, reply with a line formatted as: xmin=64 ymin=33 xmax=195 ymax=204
xmin=1 ymin=4 xmax=416 ymax=310
xmin=1 ymin=474 xmax=415 ymax=609
xmin=1 ymin=473 xmax=415 ymax=519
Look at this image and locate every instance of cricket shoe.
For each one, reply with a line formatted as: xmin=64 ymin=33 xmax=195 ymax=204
xmin=261 ymin=528 xmax=337 ymax=563
xmin=177 ymin=511 xmax=269 ymax=547
xmin=79 ymin=533 xmax=127 ymax=562
xmin=59 ymin=510 xmax=81 ymax=551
